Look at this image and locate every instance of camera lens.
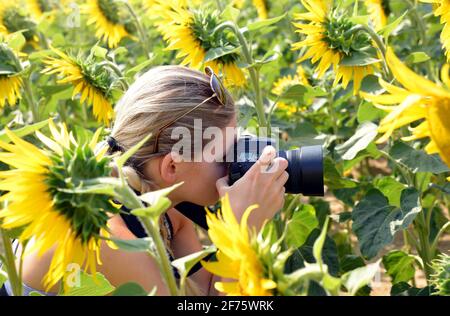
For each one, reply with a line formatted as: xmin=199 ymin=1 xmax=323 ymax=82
xmin=278 ymin=145 xmax=324 ymax=195
xmin=228 ymin=137 xmax=324 ymax=196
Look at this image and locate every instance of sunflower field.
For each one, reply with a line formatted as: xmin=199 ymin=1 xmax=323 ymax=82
xmin=0 ymin=0 xmax=449 ymax=297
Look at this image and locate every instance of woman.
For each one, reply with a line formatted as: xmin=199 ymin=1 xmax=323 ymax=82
xmin=5 ymin=65 xmax=288 ymax=296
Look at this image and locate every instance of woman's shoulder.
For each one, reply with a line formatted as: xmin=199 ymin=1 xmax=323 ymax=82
xmin=166 ymin=207 xmax=187 ymax=235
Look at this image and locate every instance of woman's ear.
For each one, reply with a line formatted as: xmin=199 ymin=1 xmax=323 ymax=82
xmin=158 ymin=152 xmax=182 ymax=184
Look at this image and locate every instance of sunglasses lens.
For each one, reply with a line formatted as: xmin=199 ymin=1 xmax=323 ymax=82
xmin=211 ymin=74 xmax=227 ymax=105
xmin=205 ymin=66 xmax=227 ymax=106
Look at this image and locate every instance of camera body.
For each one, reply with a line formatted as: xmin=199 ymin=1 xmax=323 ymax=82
xmin=228 ymin=135 xmax=324 ymax=196
xmin=175 ymin=135 xmax=324 ymax=230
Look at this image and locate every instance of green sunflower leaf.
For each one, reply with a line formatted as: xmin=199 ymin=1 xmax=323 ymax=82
xmin=137 ymin=182 xmax=184 ymax=208
xmin=324 ymin=158 xmax=358 ymax=189
xmin=378 ymin=11 xmax=408 ymax=38
xmin=112 ymin=282 xmax=148 ymax=296
xmin=297 ymin=228 xmax=340 ymax=277
xmin=171 ymin=245 xmax=216 ymax=279
xmin=341 ymin=260 xmax=381 ymax=296
xmin=220 ymin=4 xmax=240 ymax=22
xmin=91 ymin=45 xmax=108 ymax=59
xmin=352 ymin=188 xmax=422 ymax=259
xmin=373 ymin=176 xmax=407 ymax=207
xmin=204 ymin=45 xmax=241 ymax=62
xmin=357 ymin=100 xmax=385 ymax=122
xmin=342 ymin=142 xmax=381 ymax=173
xmin=241 ymin=13 xmax=287 ymax=33
xmin=0 ymin=119 xmax=48 ymax=143
xmin=382 ymin=250 xmax=416 ymax=284
xmin=391 ymin=282 xmax=435 ymax=296
xmin=313 ymin=217 xmax=330 ymax=271
xmin=110 ymin=237 xmax=156 ymax=253
xmin=131 ymin=197 xmax=171 ymax=219
xmin=125 ymin=56 xmax=156 ymax=77
xmin=57 ymin=176 xmax=121 ymax=196
xmin=285 ymin=204 xmax=319 ymax=248
xmin=6 ymin=32 xmax=25 ymax=52
xmin=340 ymin=51 xmax=381 ymax=67
xmin=389 ymin=141 xmax=450 ymax=174
xmin=406 ymin=52 xmax=430 ymax=64
xmin=61 ymin=271 xmax=115 ymax=296
xmin=335 ymin=122 xmax=378 ymax=160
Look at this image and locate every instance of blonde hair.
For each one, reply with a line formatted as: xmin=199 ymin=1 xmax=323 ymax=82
xmin=108 ymin=65 xmax=235 ymax=191
xmin=98 ymin=65 xmax=235 ymax=295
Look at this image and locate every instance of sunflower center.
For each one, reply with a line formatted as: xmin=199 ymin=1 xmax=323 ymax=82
xmin=190 ymin=10 xmax=240 ymax=64
xmin=45 ymin=144 xmax=114 ymax=244
xmin=97 ymin=0 xmax=121 ymax=24
xmin=323 ymin=16 xmax=371 ymax=56
xmin=2 ymin=8 xmax=37 ymax=42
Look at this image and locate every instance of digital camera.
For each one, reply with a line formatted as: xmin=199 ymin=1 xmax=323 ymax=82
xmin=228 ymin=135 xmax=324 ymax=196
xmin=175 ymin=135 xmax=324 ymax=230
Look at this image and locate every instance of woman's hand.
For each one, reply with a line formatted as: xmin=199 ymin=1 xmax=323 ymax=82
xmin=215 ymin=145 xmax=289 ymax=232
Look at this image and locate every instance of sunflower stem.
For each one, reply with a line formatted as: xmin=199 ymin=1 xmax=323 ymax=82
xmin=122 ymin=1 xmax=151 ymax=58
xmin=0 ymin=227 xmax=22 ymax=296
xmin=22 ymin=77 xmax=39 ymax=122
xmin=348 ymin=24 xmax=393 ymax=81
xmin=412 ymin=191 xmax=433 ymax=283
xmin=37 ymin=32 xmax=49 ymax=49
xmin=430 ymin=221 xmax=450 ymax=257
xmin=140 ymin=217 xmax=179 ymax=296
xmin=405 ymin=0 xmax=427 ymax=46
xmin=18 ymin=240 xmax=28 ymax=292
xmin=213 ymin=21 xmax=268 ymax=127
xmin=327 ymin=92 xmax=339 ymax=137
xmin=14 ymin=47 xmax=39 ymax=122
xmin=282 ymin=194 xmax=300 ymax=222
xmin=115 ymin=183 xmax=179 ymax=295
xmin=98 ymin=61 xmax=129 ymax=90
xmin=214 ymin=0 xmax=223 ymax=11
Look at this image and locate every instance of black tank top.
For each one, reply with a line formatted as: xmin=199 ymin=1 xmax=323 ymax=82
xmin=115 ymin=190 xmax=214 ymax=278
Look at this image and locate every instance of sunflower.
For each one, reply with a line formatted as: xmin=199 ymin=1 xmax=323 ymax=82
xmin=41 ymin=47 xmax=115 ymax=124
xmin=420 ymin=0 xmax=450 ymax=61
xmin=201 ymin=194 xmax=277 ymax=296
xmin=365 ymin=0 xmax=390 ymax=30
xmin=233 ymin=0 xmax=268 ymax=19
xmin=430 ymin=253 xmax=450 ymax=296
xmin=271 ymin=66 xmax=310 ymax=116
xmin=253 ymin=0 xmax=268 ymax=19
xmin=0 ymin=43 xmax=23 ymax=108
xmin=292 ymin=0 xmax=379 ymax=95
xmin=81 ymin=0 xmax=130 ymax=48
xmin=360 ymin=48 xmax=450 ymax=167
xmin=0 ymin=120 xmax=118 ymax=291
xmin=145 ymin=0 xmax=200 ymax=11
xmin=155 ymin=3 xmax=245 ymax=87
xmin=0 ymin=3 xmax=38 ymax=46
xmin=26 ymin=0 xmax=55 ymax=21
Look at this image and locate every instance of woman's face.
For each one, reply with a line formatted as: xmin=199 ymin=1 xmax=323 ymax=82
xmin=174 ymin=115 xmax=237 ymax=206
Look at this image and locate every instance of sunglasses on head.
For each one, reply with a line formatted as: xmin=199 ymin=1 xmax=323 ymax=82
xmin=151 ymin=66 xmax=228 ymax=154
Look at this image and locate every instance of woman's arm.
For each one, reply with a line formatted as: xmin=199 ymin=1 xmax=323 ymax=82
xmin=97 ymin=215 xmax=170 ymax=295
